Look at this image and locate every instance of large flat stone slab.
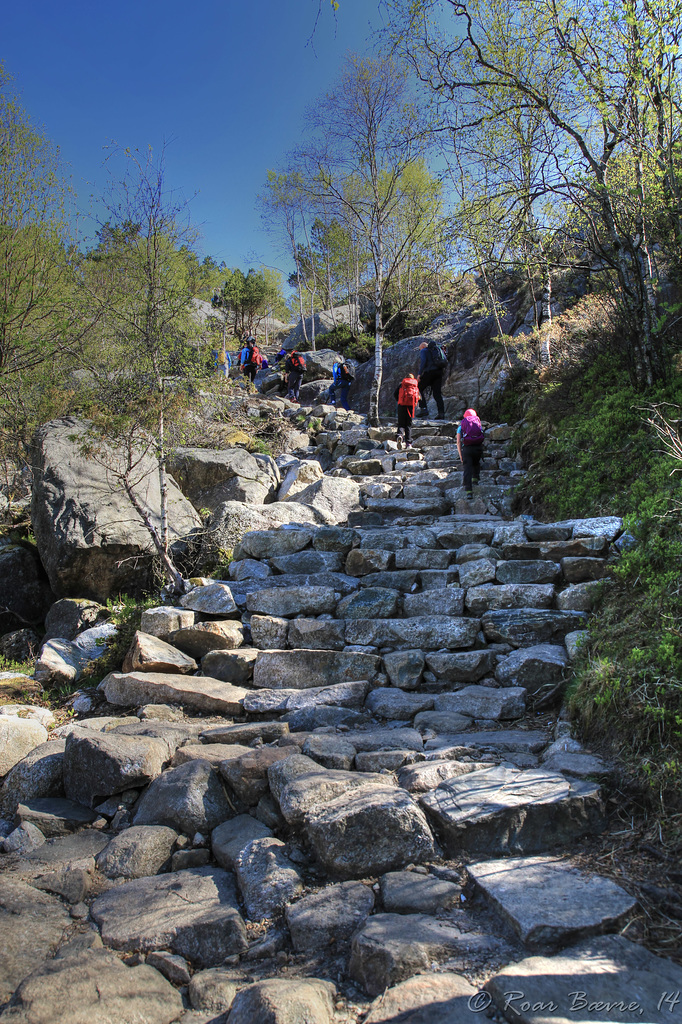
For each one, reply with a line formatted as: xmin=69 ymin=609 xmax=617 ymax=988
xmin=90 ymin=867 xmax=247 ymax=965
xmin=0 ymin=878 xmax=73 ymax=1005
xmin=101 ymin=671 xmax=247 ymax=715
xmin=63 ymin=729 xmax=167 ymax=808
xmin=481 ymin=609 xmax=588 ymax=647
xmin=242 ymin=680 xmax=369 ymax=713
xmin=252 ymin=649 xmax=380 ymax=689
xmin=434 ymin=686 xmax=526 ymax=721
xmin=0 ymin=946 xmax=183 ymax=1024
xmin=467 ymin=856 xmax=636 ymax=949
xmin=286 ymin=880 xmax=375 ymax=953
xmin=484 ymin=934 xmax=682 ymax=1023
xmin=426 ymin=729 xmax=550 ymax=755
xmin=345 ymin=616 xmax=480 ymax=650
xmin=420 ymin=766 xmax=605 ymax=855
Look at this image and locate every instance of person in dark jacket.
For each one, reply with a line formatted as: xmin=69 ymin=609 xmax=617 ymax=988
xmin=285 ymin=350 xmax=306 ymax=402
xmin=417 ymin=340 xmax=446 ymax=419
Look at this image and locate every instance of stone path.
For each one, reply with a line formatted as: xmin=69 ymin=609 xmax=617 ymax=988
xmin=1 ymin=410 xmax=681 ymax=1023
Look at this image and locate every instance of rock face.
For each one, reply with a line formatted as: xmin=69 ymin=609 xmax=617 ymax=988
xmin=0 ymin=542 xmax=55 ymax=630
xmin=31 ymin=417 xmax=202 ymax=601
xmin=168 ymin=446 xmax=278 ymax=509
xmin=0 ymin=878 xmax=73 ymax=1005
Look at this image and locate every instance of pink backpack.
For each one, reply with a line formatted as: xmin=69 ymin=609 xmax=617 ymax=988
xmin=461 ymin=413 xmax=484 ymax=445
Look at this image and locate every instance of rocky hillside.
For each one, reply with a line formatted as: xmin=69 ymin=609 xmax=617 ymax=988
xmin=1 ymin=386 xmax=679 ymax=1024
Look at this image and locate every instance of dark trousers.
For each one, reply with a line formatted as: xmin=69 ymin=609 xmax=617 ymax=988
xmin=287 ymin=371 xmax=303 ymax=400
xmin=462 ymin=443 xmax=483 ymax=492
xmin=337 ymin=382 xmax=350 ymax=410
xmin=243 ymin=363 xmax=258 ymax=383
xmin=397 ymin=404 xmax=413 ymax=444
xmin=418 ymin=369 xmax=444 ymax=416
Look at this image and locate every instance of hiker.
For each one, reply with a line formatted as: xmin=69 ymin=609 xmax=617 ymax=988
xmin=417 ymin=339 xmax=447 ymax=419
xmin=457 ymin=407 xmax=485 ymax=499
xmin=333 ymin=361 xmax=354 ymax=410
xmin=215 ymin=346 xmax=231 ymax=378
xmin=276 ymin=347 xmax=288 ymax=362
xmin=394 ymin=372 xmax=419 ymax=448
xmin=242 ymin=339 xmax=262 ymax=383
xmin=285 ymin=349 xmax=306 ymax=403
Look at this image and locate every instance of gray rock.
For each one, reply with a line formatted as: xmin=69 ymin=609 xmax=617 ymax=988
xmin=496 ymin=560 xmax=561 ymax=584
xmin=414 ymin=711 xmax=473 ymax=734
xmin=202 ymin=503 xmax=321 ymax=568
xmin=420 ymin=765 xmax=605 ymax=856
xmin=561 ymin=556 xmax=608 ymax=582
xmin=145 ymin=950 xmax=191 ymax=986
xmin=212 ymin=814 xmax=273 ymax=871
xmin=267 ymin=753 xmax=320 ymax=804
xmin=542 ymin=751 xmax=611 ymax=778
xmin=458 ymin=559 xmax=497 ymax=589
xmin=349 ymin=912 xmax=494 ymax=997
xmin=337 ymin=587 xmax=400 ymax=619
xmin=234 ymin=527 xmax=314 ymax=560
xmin=168 ymin=620 xmax=244 ymax=659
xmin=283 ymin=705 xmax=369 ymax=731
xmin=355 ymin=750 xmax=416 ymax=772
xmin=312 ymin=524 xmax=357 ymax=553
xmin=397 ymin=760 xmax=494 ymax=794
xmin=139 ymin=605 xmax=196 ymax=639
xmin=425 ymin=650 xmax=496 ymax=683
xmin=122 ymin=631 xmax=197 ymax=674
xmin=19 ymin=829 xmax=109 ymax=873
xmin=380 ymin=870 xmax=459 ymax=914
xmin=302 ymin=734 xmax=356 ymax=769
xmin=565 ymin=629 xmax=589 ymax=660
xmin=253 ymin=649 xmax=380 ymax=689
xmin=269 ymin=550 xmax=344 ymax=575
xmin=43 ymin=598 xmax=104 ymax=641
xmin=63 ymin=730 xmax=167 ymax=808
xmin=403 ymin=589 xmax=464 ymax=617
xmin=226 ymin=978 xmax=336 ymax=1024
xmin=345 ymin=616 xmax=480 ymax=651
xmin=0 ymin=946 xmax=183 ymax=1024
xmin=220 ymin=747 xmax=296 ymax=805
xmin=434 ymin=685 xmax=527 ymax=721
xmin=277 ymin=769 xmax=385 ymax=825
xmin=554 ymin=515 xmax=623 ymax=540
xmin=467 ymin=855 xmax=636 ymax=949
xmin=250 ymin=614 xmax=289 ymax=649
xmin=288 ymin=475 xmax=361 ymax=525
xmin=201 ymin=721 xmax=289 ymax=745
xmin=465 ymin=583 xmax=555 ymax=614
xmin=179 ymin=582 xmax=239 ymax=617
xmin=345 ymin=548 xmax=395 ymax=577
xmin=234 ymin=837 xmax=303 ymax=919
xmin=556 ymin=580 xmax=603 ymax=611
xmin=383 ymin=649 xmax=425 ymax=690
xmin=366 ymin=689 xmax=434 ymax=720
xmin=0 ymin=718 xmax=49 ymax=776
xmin=246 ymin=585 xmax=337 ymax=617
xmin=90 ymin=867 xmax=247 ymax=964
xmin=0 ymin=878 xmax=72 ymax=1004
xmin=0 ymin=543 xmax=55 ymax=632
xmin=168 ymin=446 xmax=276 ymax=509
xmin=171 ymin=742 xmax=251 ymax=767
xmin=481 ymin=609 xmax=587 ymax=647
xmin=102 ymin=670 xmax=247 ymax=715
xmin=243 ymin=679 xmax=369 ymax=714
xmin=287 ymin=618 xmax=346 ymax=650
xmin=305 ymin=785 xmax=435 ymax=878
xmin=15 ymin=797 xmax=98 ymax=837
xmin=495 ymin=644 xmax=568 ymax=694
xmin=95 ymin=825 xmax=178 ymax=879
xmin=484 ymin=934 xmax=682 ymax=1024
xmin=31 ymin=417 xmax=200 ymax=601
xmin=201 ymin=647 xmax=258 ymax=684
xmin=229 ymin=556 xmax=273 ymax=581
xmin=363 ymin=973 xmax=480 ymax=1024
xmin=133 ymin=760 xmax=233 ymax=835
xmin=286 ymin=880 xmax=374 ymax=952
xmin=1 ymin=821 xmax=46 ymax=855
xmin=189 ymin=967 xmax=242 ymax=1013
xmin=426 ymin=729 xmax=549 ymax=755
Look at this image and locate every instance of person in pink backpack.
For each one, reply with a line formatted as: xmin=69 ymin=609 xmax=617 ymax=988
xmin=394 ymin=373 xmax=420 ymax=448
xmin=457 ymin=407 xmax=485 ymax=499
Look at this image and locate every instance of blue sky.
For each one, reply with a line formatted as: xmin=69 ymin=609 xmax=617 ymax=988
xmin=3 ymin=0 xmax=385 ymax=280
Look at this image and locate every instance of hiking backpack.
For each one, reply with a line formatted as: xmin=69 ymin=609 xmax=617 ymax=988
xmin=332 ymin=362 xmax=343 ymax=385
xmin=250 ymin=346 xmax=263 ymax=367
xmin=461 ymin=413 xmax=484 ymax=445
xmin=289 ymin=352 xmax=306 ymax=372
xmin=398 ymin=377 xmax=420 ymax=408
xmin=427 ymin=340 xmax=448 ymax=370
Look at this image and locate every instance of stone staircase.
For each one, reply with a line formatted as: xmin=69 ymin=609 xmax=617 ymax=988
xmin=2 ymin=414 xmax=681 ymax=1024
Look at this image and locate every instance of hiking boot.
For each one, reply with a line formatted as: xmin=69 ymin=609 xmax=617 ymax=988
xmin=466 ymin=491 xmax=474 ymax=500
xmin=473 ymin=477 xmax=480 ymax=486
xmin=416 ymin=409 xmax=429 ymax=418
xmin=406 ymin=441 xmax=413 ymax=448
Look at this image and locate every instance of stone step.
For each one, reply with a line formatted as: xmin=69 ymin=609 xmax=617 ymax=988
xmin=419 ymin=765 xmax=605 ymax=856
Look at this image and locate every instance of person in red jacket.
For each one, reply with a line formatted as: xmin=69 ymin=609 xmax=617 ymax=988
xmin=394 ymin=373 xmax=419 ymax=448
